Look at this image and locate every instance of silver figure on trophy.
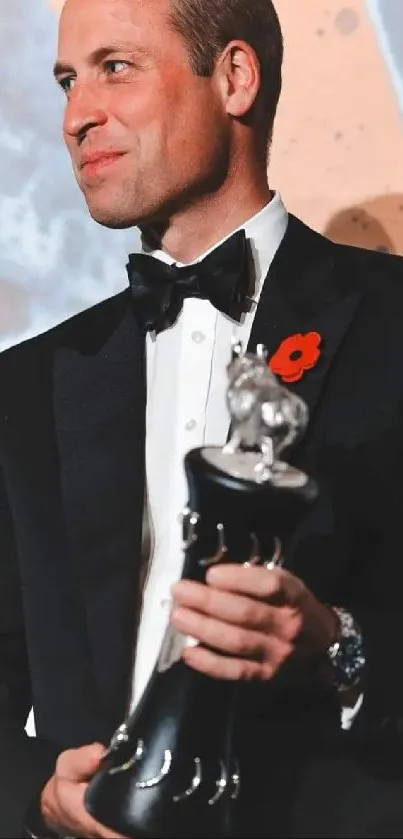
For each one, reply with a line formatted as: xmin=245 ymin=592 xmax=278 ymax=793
xmin=205 ymin=340 xmax=309 ymax=486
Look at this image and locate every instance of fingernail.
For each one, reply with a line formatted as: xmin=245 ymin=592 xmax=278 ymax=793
xmin=184 ymin=635 xmax=199 ymax=648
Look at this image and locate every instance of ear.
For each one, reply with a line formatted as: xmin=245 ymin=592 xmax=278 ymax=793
xmin=215 ymin=40 xmax=261 ymax=118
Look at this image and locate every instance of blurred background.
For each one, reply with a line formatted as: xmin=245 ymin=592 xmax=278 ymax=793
xmin=0 ymin=0 xmax=402 ymax=352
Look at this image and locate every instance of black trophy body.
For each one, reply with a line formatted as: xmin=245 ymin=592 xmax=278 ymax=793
xmin=85 ymin=446 xmax=317 ymax=838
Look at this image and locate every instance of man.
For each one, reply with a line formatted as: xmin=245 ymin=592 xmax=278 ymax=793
xmin=1 ymin=0 xmax=403 ymax=836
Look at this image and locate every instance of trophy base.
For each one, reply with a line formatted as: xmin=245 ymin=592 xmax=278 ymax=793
xmin=201 ymin=447 xmax=308 ymax=489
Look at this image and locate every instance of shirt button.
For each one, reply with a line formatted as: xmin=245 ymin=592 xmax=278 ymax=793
xmin=160 ymin=597 xmax=172 ymax=610
xmin=185 ymin=419 xmax=197 ymax=431
xmin=191 ymin=331 xmax=206 ymax=344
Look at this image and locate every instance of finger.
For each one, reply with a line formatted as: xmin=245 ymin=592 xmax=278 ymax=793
xmin=55 ymin=779 xmax=126 ymax=838
xmin=182 ymin=637 xmax=292 ymax=681
xmin=173 ymin=580 xmax=271 ymax=627
xmin=171 ymin=584 xmax=301 ymax=639
xmin=171 ymin=604 xmax=265 ymax=656
xmin=42 ymin=780 xmax=91 ymax=837
xmin=56 ymin=744 xmax=106 ymax=782
xmin=173 ymin=567 xmax=282 ymax=604
xmin=40 ymin=777 xmax=65 ymax=836
xmin=206 ymin=564 xmax=303 ymax=603
xmin=171 ymin=605 xmax=297 ymax=662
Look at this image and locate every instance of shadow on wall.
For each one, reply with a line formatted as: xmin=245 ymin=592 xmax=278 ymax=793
xmin=323 ymin=194 xmax=403 ymax=256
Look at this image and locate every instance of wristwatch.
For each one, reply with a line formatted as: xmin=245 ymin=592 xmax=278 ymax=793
xmin=326 ymin=606 xmax=366 ymax=692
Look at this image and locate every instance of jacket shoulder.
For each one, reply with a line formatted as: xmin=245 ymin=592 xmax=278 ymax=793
xmin=333 ymin=239 xmax=403 ymax=288
xmin=291 ymin=214 xmax=403 ymax=298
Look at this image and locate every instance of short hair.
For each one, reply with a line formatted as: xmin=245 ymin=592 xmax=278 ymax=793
xmin=169 ymin=0 xmax=284 ymax=143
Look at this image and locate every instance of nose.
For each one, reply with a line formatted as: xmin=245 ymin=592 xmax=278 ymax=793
xmin=63 ymin=83 xmax=108 ymax=142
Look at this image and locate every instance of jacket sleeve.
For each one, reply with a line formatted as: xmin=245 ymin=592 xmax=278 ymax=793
xmin=0 ymin=467 xmax=60 ymax=839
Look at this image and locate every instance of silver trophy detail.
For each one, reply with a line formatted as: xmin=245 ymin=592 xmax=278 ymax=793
xmin=204 ymin=340 xmax=309 ymax=486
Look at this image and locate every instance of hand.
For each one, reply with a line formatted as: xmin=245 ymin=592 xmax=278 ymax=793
xmin=170 ymin=564 xmax=338 ymax=681
xmin=41 ymin=744 xmax=127 ymax=838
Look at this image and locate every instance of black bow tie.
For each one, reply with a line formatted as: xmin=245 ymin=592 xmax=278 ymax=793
xmin=126 ymin=230 xmax=252 ymax=334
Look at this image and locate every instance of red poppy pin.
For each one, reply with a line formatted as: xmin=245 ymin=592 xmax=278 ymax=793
xmin=268 ymin=331 xmax=322 ymax=383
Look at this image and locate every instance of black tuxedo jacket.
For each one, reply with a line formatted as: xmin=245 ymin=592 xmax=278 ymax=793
xmin=2 ymin=216 xmax=403 ymax=837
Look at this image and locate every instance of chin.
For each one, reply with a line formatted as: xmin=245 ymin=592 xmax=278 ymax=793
xmin=84 ymin=190 xmax=174 ymax=230
xmin=95 ymin=216 xmax=136 ymax=230
xmin=88 ymin=206 xmax=138 ymax=230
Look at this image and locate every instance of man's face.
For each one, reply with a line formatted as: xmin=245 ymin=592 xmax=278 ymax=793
xmin=56 ymin=0 xmax=230 ymax=229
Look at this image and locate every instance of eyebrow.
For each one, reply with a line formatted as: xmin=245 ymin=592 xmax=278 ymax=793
xmin=53 ymin=42 xmax=147 ymax=79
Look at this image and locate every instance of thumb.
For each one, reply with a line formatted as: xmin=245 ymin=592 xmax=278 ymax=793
xmin=57 ymin=743 xmax=106 ymax=782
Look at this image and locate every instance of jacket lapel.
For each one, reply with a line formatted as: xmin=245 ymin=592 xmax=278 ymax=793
xmin=52 ymin=291 xmax=146 ymax=732
xmin=249 ymin=214 xmax=363 ymax=423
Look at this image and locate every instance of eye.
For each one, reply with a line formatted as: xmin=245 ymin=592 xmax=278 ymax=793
xmin=58 ymin=76 xmax=76 ymax=95
xmin=105 ymin=60 xmax=130 ymax=75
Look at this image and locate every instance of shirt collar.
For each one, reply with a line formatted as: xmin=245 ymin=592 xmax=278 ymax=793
xmin=141 ymin=191 xmax=288 ymax=303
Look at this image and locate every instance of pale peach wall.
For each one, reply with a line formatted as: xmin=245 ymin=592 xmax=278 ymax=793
xmin=270 ymin=0 xmax=403 ymax=253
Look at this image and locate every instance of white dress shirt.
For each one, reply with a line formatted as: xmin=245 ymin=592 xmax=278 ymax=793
xmin=130 ymin=192 xmax=361 ymax=729
xmin=131 ymin=192 xmax=288 ymax=709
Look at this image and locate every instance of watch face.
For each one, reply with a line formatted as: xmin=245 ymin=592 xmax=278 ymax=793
xmin=336 ymin=634 xmax=366 ymax=685
xmin=328 ymin=609 xmax=366 ymax=687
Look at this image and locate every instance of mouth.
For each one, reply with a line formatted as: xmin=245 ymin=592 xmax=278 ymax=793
xmin=79 ymin=151 xmax=126 ymax=178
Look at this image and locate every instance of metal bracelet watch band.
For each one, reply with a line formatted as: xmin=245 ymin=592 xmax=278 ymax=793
xmin=326 ymin=606 xmax=366 ymax=692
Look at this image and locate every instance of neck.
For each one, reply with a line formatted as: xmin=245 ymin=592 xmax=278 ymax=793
xmin=141 ymin=163 xmax=272 ymax=264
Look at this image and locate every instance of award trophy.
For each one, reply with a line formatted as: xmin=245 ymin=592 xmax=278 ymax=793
xmin=85 ymin=342 xmax=318 ymax=838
